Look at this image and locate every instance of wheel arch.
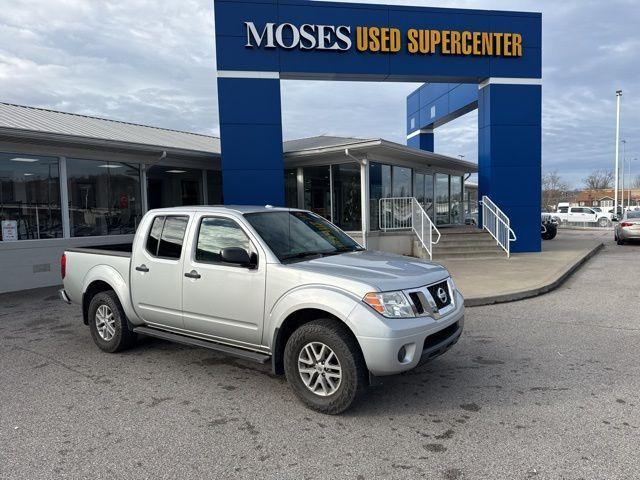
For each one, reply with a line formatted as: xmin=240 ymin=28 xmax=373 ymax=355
xmin=271 ymin=307 xmax=365 ymax=376
xmin=81 ymin=265 xmax=139 ymax=325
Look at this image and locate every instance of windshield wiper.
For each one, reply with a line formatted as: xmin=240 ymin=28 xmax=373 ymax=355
xmin=281 ymin=251 xmax=328 ymax=261
xmin=282 ymin=246 xmax=364 ymax=261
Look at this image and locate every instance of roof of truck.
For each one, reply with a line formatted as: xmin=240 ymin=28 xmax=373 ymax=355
xmin=148 ymin=205 xmax=302 ymax=215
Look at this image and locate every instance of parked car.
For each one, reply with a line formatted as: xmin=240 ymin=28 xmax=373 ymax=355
xmin=591 ymin=207 xmax=613 ymax=221
xmin=556 ymin=206 xmax=610 ymax=227
xmin=59 ymin=206 xmax=464 ymax=414
xmin=614 ymin=210 xmax=640 ymax=245
xmin=541 ymin=213 xmax=558 ymax=240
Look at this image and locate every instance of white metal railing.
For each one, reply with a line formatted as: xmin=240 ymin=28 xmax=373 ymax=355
xmin=379 ymin=197 xmax=441 ymax=259
xmin=481 ymin=195 xmax=516 ymax=257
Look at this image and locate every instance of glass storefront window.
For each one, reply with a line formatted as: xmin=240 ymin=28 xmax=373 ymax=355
xmin=0 ymin=153 xmax=62 ymax=241
xmin=425 ymin=173 xmax=434 ymax=217
xmin=413 ymin=173 xmax=425 ymax=205
xmin=435 ymin=174 xmax=450 ymax=225
xmin=303 ymin=166 xmax=331 ymax=221
xmin=331 ymin=163 xmax=361 ymax=231
xmin=147 ymin=166 xmax=203 ymax=210
xmin=284 ymin=169 xmax=297 ymax=208
xmin=67 ymin=158 xmax=142 ymax=237
xmin=392 ymin=166 xmax=412 ymax=197
xmin=369 ymin=163 xmax=392 ymax=231
xmin=450 ymin=176 xmax=463 ymax=224
xmin=206 ymin=170 xmax=223 ymax=205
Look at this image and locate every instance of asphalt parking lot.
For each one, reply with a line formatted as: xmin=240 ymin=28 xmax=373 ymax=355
xmin=1 ymin=233 xmax=638 ymax=480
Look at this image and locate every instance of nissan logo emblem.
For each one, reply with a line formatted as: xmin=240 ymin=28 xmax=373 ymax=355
xmin=437 ymin=287 xmax=448 ymax=304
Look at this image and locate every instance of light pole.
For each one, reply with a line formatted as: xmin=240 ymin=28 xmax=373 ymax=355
xmin=630 ymin=158 xmax=636 ymax=207
xmin=614 ymin=90 xmax=622 ymax=216
xmin=621 ymin=139 xmax=626 ymax=211
xmin=458 ymin=154 xmax=465 ymax=161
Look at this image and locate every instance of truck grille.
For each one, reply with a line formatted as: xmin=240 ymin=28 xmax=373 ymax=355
xmin=426 ymin=281 xmax=452 ymax=310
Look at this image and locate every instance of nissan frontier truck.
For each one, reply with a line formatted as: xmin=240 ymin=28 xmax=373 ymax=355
xmin=60 ymin=206 xmax=464 ymax=414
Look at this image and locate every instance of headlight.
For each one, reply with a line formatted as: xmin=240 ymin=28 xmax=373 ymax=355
xmin=363 ymin=291 xmax=415 ymax=318
xmin=448 ymin=276 xmax=457 ymax=293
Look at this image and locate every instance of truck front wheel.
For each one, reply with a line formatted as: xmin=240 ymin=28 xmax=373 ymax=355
xmin=284 ymin=319 xmax=367 ymax=415
xmin=88 ymin=291 xmax=137 ymax=353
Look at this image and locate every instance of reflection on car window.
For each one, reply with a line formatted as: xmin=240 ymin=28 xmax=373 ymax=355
xmin=146 ymin=216 xmax=164 ymax=256
xmin=196 ymin=217 xmax=251 ymax=264
xmin=626 ymin=211 xmax=640 ymax=219
xmin=157 ymin=217 xmax=188 ymax=259
xmin=245 ymin=211 xmax=361 ymax=262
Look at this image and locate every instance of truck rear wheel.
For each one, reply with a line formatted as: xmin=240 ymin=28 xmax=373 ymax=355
xmin=88 ymin=291 xmax=137 ymax=353
xmin=284 ymin=319 xmax=367 ymax=415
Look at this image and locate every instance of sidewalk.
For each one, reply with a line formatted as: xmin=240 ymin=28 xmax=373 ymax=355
xmin=438 ymin=230 xmax=608 ymax=306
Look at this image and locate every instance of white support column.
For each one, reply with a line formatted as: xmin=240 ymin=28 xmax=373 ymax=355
xmin=296 ymin=167 xmax=304 ymax=209
xmin=360 ymin=158 xmax=370 ymax=249
xmin=140 ymin=164 xmax=149 ymax=214
xmin=59 ymin=157 xmax=70 ymax=239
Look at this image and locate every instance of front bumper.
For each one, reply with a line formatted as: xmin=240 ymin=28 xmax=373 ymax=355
xmin=352 ymin=290 xmax=465 ymax=376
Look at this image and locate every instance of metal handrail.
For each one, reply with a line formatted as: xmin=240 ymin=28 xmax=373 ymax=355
xmin=481 ymin=195 xmax=516 ymax=257
xmin=379 ymin=197 xmax=441 ymax=260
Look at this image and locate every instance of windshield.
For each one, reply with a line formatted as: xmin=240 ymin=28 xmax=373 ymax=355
xmin=244 ymin=211 xmax=363 ymax=262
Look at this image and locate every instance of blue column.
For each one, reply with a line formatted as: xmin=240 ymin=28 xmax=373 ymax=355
xmin=407 ymin=130 xmax=434 ymax=152
xmin=217 ymin=77 xmax=285 ymax=206
xmin=478 ymin=82 xmax=542 ymax=253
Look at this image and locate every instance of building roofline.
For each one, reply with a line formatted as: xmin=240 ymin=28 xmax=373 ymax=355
xmin=0 ymin=102 xmax=219 ymax=141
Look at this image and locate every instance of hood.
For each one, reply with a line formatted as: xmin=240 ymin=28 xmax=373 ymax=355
xmin=286 ymin=250 xmax=449 ymax=292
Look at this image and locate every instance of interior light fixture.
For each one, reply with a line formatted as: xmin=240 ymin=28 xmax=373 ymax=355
xmin=98 ymin=164 xmax=123 ymax=169
xmin=10 ymin=157 xmax=39 ymax=163
xmin=166 ymin=170 xmax=187 ymax=174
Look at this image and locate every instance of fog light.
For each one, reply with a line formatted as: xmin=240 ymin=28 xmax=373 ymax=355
xmin=397 ymin=346 xmax=407 ymax=363
xmin=398 ymin=345 xmax=407 ymax=363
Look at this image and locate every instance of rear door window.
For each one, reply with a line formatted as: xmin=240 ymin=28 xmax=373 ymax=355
xmin=146 ymin=216 xmax=165 ymax=256
xmin=158 ymin=217 xmax=189 ymax=259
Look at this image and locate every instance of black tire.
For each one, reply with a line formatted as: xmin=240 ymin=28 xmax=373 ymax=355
xmin=88 ymin=291 xmax=137 ymax=353
xmin=284 ymin=319 xmax=367 ymax=415
xmin=599 ymin=217 xmax=610 ymax=227
xmin=617 ymin=237 xmax=626 ymax=246
xmin=542 ymin=224 xmax=557 ymax=240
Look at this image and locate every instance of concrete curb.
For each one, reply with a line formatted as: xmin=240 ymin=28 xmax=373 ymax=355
xmin=464 ymin=242 xmax=605 ymax=307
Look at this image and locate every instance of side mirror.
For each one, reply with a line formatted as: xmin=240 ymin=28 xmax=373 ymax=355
xmin=221 ymin=247 xmax=256 ymax=268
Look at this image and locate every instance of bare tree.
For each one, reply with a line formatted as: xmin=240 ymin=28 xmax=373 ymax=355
xmin=583 ymin=169 xmax=614 ymax=190
xmin=542 ymin=171 xmax=571 ymax=210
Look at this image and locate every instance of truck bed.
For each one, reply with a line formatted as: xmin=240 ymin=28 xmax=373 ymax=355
xmin=66 ymin=243 xmax=133 ymax=258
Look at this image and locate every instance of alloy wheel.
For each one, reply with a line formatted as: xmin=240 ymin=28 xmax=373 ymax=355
xmin=297 ymin=342 xmax=342 ymax=397
xmin=95 ymin=304 xmax=116 ymax=341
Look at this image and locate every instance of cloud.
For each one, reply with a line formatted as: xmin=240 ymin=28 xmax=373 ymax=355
xmin=1 ymin=0 xmax=639 ymax=188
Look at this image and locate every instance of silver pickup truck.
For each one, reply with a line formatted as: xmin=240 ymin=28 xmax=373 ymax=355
xmin=60 ymin=206 xmax=464 ymax=414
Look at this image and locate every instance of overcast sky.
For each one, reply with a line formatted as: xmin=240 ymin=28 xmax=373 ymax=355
xmin=1 ymin=0 xmax=639 ymax=187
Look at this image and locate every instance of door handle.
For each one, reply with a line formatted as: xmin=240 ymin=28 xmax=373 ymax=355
xmin=184 ymin=270 xmax=201 ymax=279
xmin=135 ymin=264 xmax=149 ymax=273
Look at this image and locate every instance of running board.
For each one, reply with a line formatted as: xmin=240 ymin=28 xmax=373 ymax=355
xmin=133 ymin=326 xmax=271 ymax=364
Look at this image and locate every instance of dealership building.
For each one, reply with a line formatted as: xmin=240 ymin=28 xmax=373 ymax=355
xmin=0 ymin=102 xmax=477 ymax=293
xmin=0 ymin=0 xmax=542 ymax=293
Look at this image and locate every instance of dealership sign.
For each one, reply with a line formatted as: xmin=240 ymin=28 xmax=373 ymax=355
xmin=245 ymin=22 xmax=523 ymax=57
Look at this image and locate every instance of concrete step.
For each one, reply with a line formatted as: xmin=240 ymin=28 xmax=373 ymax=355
xmin=414 ymin=248 xmax=506 ymax=260
xmin=435 ymin=239 xmax=499 ymax=248
xmin=433 ymin=245 xmax=503 ymax=254
xmin=434 ymin=252 xmax=506 ymax=260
